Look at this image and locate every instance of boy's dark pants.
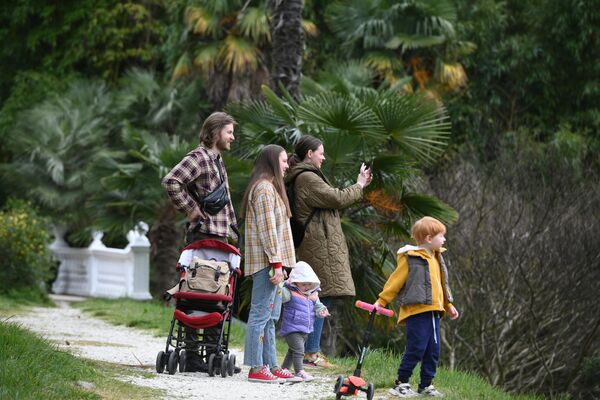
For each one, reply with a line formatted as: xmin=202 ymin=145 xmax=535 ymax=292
xmin=397 ymin=311 xmax=441 ymax=389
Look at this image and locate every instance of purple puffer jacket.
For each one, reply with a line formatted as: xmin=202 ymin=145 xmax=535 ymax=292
xmin=279 ymin=284 xmax=318 ymax=336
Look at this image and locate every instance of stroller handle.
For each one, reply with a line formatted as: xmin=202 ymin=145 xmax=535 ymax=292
xmin=355 ymin=300 xmax=395 ymax=318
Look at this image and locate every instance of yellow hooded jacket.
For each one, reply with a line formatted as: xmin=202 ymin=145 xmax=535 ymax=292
xmin=377 ymin=245 xmax=454 ymax=324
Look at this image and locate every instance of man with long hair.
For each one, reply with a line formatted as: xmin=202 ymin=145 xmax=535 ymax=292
xmin=162 ymin=111 xmax=237 ymax=244
xmin=161 ymin=111 xmax=238 ymax=372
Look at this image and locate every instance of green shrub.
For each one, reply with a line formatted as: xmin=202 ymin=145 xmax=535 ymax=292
xmin=0 ymin=199 xmax=54 ymax=293
xmin=577 ymin=353 xmax=600 ymax=400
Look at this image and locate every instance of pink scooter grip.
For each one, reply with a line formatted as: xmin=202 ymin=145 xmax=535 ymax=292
xmin=355 ymin=300 xmax=395 ymax=318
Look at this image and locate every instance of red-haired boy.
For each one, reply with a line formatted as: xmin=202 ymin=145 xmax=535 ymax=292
xmin=375 ymin=217 xmax=459 ymax=397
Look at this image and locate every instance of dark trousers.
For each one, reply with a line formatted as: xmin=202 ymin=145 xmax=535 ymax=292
xmin=397 ymin=311 xmax=441 ymax=389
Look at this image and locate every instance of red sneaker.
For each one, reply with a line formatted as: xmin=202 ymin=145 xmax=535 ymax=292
xmin=272 ymin=368 xmax=303 ymax=382
xmin=248 ymin=366 xmax=281 ymax=383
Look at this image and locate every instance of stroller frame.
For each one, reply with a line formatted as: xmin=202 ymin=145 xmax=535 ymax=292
xmin=156 ymin=239 xmax=242 ymax=377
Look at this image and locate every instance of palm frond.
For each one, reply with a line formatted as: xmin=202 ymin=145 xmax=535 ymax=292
xmin=400 ymin=192 xmax=458 ymax=224
xmin=193 ymin=44 xmax=220 ymax=72
xmin=260 ymin=85 xmax=298 ymax=126
xmin=326 ymin=0 xmax=393 ymax=48
xmin=302 ymin=19 xmax=319 ymax=38
xmin=341 ymin=216 xmax=374 ymax=247
xmin=414 ymin=0 xmax=457 ymax=32
xmin=297 ymin=93 xmax=385 ymax=138
xmin=185 ymin=6 xmax=221 ymax=38
xmin=220 ymin=35 xmax=260 ymax=73
xmin=238 ymin=6 xmax=270 ymax=42
xmin=361 ymin=92 xmax=451 ymax=164
xmin=385 ymin=33 xmax=446 ymax=52
xmin=172 ymin=52 xmax=192 ymax=79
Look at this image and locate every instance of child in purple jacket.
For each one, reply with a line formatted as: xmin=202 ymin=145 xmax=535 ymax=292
xmin=280 ymin=261 xmax=330 ymax=382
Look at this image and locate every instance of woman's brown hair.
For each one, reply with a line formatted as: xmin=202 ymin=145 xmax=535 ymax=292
xmin=288 ymin=135 xmax=323 ymax=168
xmin=240 ymin=144 xmax=291 ymax=218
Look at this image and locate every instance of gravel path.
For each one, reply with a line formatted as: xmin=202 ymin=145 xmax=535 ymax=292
xmin=11 ymin=294 xmax=337 ymax=400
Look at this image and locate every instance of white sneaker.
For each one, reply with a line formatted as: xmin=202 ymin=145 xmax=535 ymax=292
xmin=388 ymin=383 xmax=419 ymax=397
xmin=418 ymin=385 xmax=444 ymax=397
xmin=295 ymin=370 xmax=314 ymax=382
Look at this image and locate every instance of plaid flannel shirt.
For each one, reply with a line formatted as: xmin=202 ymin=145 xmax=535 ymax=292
xmin=162 ymin=145 xmax=237 ymax=239
xmin=244 ymin=180 xmax=296 ymax=276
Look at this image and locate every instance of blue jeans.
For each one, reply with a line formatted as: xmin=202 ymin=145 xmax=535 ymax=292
xmin=397 ymin=311 xmax=441 ymax=389
xmin=243 ymin=267 xmax=282 ymax=368
xmin=304 ymin=296 xmax=332 ymax=353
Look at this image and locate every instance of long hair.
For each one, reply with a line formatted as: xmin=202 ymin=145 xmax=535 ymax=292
xmin=288 ymin=135 xmax=323 ymax=168
xmin=240 ymin=144 xmax=291 ymax=218
xmin=198 ymin=111 xmax=236 ymax=147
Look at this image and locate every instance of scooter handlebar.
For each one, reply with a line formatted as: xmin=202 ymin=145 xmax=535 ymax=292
xmin=355 ymin=300 xmax=395 ymax=318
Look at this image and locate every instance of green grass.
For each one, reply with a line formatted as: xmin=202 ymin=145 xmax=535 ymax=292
xmin=74 ymin=298 xmax=544 ymax=399
xmin=0 ymin=320 xmax=161 ymax=400
xmin=5 ymin=295 xmax=544 ymax=399
xmin=328 ymin=348 xmax=544 ymax=399
xmin=0 ymin=287 xmax=54 ymax=317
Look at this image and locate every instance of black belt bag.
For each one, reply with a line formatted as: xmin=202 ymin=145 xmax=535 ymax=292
xmin=193 ymin=155 xmax=229 ymax=216
xmin=201 ymin=180 xmax=229 ymax=215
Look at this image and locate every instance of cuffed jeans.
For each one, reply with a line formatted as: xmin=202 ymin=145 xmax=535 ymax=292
xmin=243 ymin=267 xmax=282 ymax=368
xmin=397 ymin=311 xmax=441 ymax=389
xmin=304 ymin=296 xmax=332 ymax=353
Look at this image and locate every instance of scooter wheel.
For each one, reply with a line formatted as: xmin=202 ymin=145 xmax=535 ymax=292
xmin=366 ymin=383 xmax=375 ymax=400
xmin=334 ymin=375 xmax=344 ymax=394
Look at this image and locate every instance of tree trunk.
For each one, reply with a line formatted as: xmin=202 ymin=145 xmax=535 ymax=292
xmin=147 ymin=201 xmax=181 ymax=297
xmin=269 ymin=0 xmax=304 ymax=101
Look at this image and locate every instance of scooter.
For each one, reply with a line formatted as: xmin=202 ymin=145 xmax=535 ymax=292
xmin=334 ymin=301 xmax=395 ymax=400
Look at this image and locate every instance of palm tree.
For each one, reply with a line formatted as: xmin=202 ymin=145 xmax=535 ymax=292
xmin=2 ymin=80 xmax=114 ymax=241
xmin=169 ymin=0 xmax=271 ymax=109
xmin=87 ymin=69 xmax=221 ymax=294
xmin=325 ymin=0 xmax=474 ymax=96
xmin=228 ymin=82 xmax=457 ymax=351
xmin=88 ymin=128 xmax=192 ymax=294
xmin=268 ymin=0 xmax=305 ymax=100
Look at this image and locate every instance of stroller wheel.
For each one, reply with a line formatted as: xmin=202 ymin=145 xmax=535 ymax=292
xmin=179 ymin=350 xmax=187 ymax=373
xmin=156 ymin=351 xmax=166 ymax=373
xmin=207 ymin=353 xmax=216 ymax=377
xmin=227 ymin=353 xmax=236 ymax=376
xmin=167 ymin=349 xmax=178 ymax=375
xmin=220 ymin=352 xmax=228 ymax=378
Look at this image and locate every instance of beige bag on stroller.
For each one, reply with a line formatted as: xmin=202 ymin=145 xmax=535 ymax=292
xmin=167 ymin=256 xmax=231 ymax=297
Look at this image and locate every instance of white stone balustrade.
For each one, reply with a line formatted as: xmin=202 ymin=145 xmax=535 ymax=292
xmin=51 ymin=222 xmax=152 ymax=300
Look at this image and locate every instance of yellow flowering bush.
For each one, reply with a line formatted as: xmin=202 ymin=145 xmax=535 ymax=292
xmin=0 ymin=199 xmax=53 ymax=292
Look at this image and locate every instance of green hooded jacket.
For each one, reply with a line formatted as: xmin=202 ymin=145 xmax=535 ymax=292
xmin=284 ymin=162 xmax=363 ymax=297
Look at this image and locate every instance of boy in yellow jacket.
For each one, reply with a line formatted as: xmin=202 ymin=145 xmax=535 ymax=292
xmin=374 ymin=217 xmax=459 ymax=398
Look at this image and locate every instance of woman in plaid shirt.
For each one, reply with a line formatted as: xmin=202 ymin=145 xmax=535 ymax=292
xmin=240 ymin=144 xmax=299 ymax=383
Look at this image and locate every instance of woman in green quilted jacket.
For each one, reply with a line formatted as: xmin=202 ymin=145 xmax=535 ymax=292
xmin=284 ymin=135 xmax=372 ymax=367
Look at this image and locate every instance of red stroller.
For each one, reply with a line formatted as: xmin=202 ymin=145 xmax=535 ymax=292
xmin=156 ymin=239 xmax=242 ymax=377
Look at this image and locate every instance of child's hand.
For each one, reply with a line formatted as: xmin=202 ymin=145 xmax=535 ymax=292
xmin=319 ymin=309 xmax=330 ymax=318
xmin=448 ymin=305 xmax=459 ymax=320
